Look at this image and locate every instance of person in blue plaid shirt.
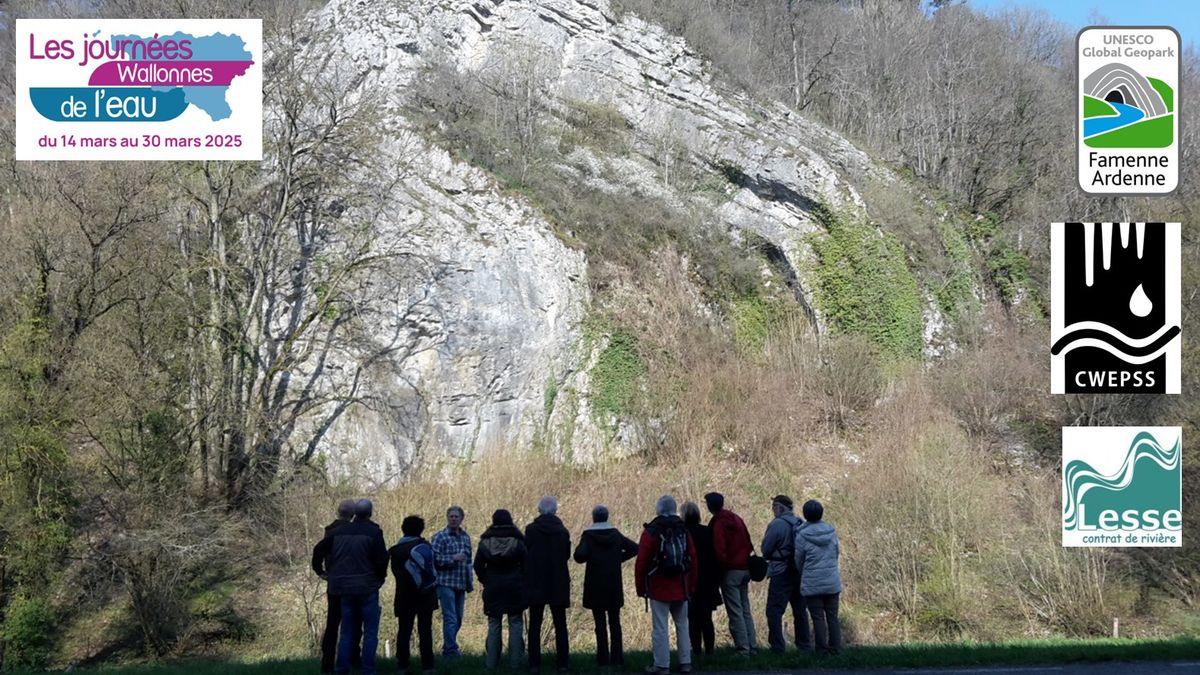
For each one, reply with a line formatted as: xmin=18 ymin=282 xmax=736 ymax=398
xmin=431 ymin=505 xmax=473 ymax=658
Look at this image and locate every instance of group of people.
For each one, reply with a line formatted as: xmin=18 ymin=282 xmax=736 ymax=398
xmin=310 ymin=493 xmax=842 ymax=675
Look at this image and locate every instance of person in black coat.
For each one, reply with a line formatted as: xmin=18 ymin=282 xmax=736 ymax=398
xmin=390 ymin=516 xmax=438 ymax=674
xmin=682 ymin=501 xmax=722 ymax=656
xmin=312 ymin=499 xmax=388 ymax=675
xmin=313 ymin=499 xmax=359 ymax=674
xmin=573 ymin=505 xmax=638 ymax=668
xmin=474 ymin=509 xmax=528 ymax=669
xmin=524 ymin=496 xmax=571 ymax=673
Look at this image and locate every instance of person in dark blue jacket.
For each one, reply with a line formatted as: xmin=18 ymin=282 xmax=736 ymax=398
xmin=313 ymin=499 xmax=389 ymax=675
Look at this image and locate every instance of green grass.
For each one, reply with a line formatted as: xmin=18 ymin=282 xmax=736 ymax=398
xmin=1083 ymin=95 xmax=1117 ymax=118
xmin=1148 ymin=77 xmax=1174 ymax=113
xmin=19 ymin=638 xmax=1200 ymax=674
xmin=1085 ymin=113 xmax=1174 ymax=148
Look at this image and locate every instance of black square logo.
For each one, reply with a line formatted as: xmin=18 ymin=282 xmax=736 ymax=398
xmin=1051 ymin=222 xmax=1180 ymax=394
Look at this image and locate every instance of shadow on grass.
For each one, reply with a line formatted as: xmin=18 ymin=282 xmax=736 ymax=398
xmin=23 ymin=638 xmax=1200 ymax=675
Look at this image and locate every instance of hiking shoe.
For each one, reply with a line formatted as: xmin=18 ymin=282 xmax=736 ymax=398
xmin=644 ymin=666 xmax=669 ymax=675
xmin=678 ymin=664 xmax=692 ymax=674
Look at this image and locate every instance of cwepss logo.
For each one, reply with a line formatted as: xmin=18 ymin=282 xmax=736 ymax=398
xmin=1077 ymin=26 xmax=1179 ymax=194
xmin=15 ymin=19 xmax=262 ymax=161
xmin=1062 ymin=427 xmax=1182 ymax=548
xmin=1050 ymin=222 xmax=1180 ymax=394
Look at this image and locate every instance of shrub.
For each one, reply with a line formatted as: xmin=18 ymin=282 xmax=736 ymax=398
xmin=589 ymin=329 xmax=646 ymax=425
xmin=2 ymin=595 xmax=56 ymax=670
xmin=817 ymin=334 xmax=883 ymax=429
xmin=810 ymin=205 xmax=924 ymax=360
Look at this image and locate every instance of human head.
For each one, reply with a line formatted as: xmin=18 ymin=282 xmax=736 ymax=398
xmin=336 ymin=499 xmax=356 ymax=520
xmin=802 ymin=499 xmax=824 ymax=523
xmin=772 ymin=494 xmax=794 ymax=517
xmin=492 ymin=509 xmax=514 ymax=527
xmin=592 ymin=505 xmax=609 ymax=523
xmin=401 ymin=515 xmax=425 ymax=537
xmin=446 ymin=505 xmax=464 ymax=529
xmin=537 ymin=496 xmax=558 ymax=515
xmin=681 ymin=501 xmax=701 ymax=526
xmin=655 ymin=495 xmax=677 ymax=517
xmin=704 ymin=492 xmax=725 ymax=514
xmin=354 ymin=499 xmax=374 ymax=521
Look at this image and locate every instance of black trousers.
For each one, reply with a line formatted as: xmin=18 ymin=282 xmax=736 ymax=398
xmin=591 ymin=608 xmax=624 ymax=666
xmin=396 ymin=605 xmax=435 ymax=672
xmin=687 ymin=605 xmax=715 ymax=655
xmin=528 ymin=603 xmax=569 ymax=670
xmin=321 ymin=593 xmax=361 ymax=673
xmin=805 ymin=592 xmax=841 ymax=655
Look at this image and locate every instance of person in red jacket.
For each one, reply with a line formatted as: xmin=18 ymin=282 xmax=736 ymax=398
xmin=636 ymin=495 xmax=697 ymax=675
xmin=705 ymin=492 xmax=757 ymax=656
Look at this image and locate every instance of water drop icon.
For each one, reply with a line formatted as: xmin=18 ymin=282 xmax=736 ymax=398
xmin=1130 ymin=284 xmax=1153 ymax=317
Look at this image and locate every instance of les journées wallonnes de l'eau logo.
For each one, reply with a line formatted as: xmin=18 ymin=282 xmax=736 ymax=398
xmin=15 ymin=19 xmax=262 ymax=161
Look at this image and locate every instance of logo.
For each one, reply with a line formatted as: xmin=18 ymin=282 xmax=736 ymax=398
xmin=1062 ymin=427 xmax=1182 ymax=547
xmin=1077 ymin=26 xmax=1179 ymax=194
xmin=1051 ymin=222 xmax=1180 ymax=394
xmin=15 ymin=19 xmax=262 ymax=160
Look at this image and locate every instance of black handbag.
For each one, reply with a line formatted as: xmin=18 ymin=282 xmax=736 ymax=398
xmin=748 ymin=551 xmax=768 ymax=582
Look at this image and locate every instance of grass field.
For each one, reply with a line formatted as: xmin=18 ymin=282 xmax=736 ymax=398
xmin=14 ymin=638 xmax=1200 ymax=674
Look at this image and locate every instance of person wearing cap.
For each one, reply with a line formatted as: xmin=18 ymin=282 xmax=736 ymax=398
xmin=762 ymin=495 xmax=809 ymax=653
xmin=573 ymin=505 xmax=639 ymax=668
xmin=474 ymin=509 xmax=528 ymax=670
xmin=312 ymin=499 xmax=389 ymax=675
xmin=704 ymin=492 xmax=756 ymax=656
xmin=313 ymin=499 xmax=360 ymax=674
xmin=524 ymin=496 xmax=573 ymax=673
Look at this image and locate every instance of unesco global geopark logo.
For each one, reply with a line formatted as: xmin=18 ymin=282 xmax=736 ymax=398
xmin=16 ymin=19 xmax=262 ymax=161
xmin=1077 ymin=26 xmax=1179 ymax=194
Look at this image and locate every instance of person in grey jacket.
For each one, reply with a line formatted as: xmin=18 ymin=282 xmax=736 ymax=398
xmin=793 ymin=500 xmax=842 ymax=656
xmin=761 ymin=495 xmax=809 ymax=653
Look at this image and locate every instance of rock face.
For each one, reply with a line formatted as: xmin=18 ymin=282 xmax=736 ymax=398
xmin=311 ymin=0 xmax=924 ymax=482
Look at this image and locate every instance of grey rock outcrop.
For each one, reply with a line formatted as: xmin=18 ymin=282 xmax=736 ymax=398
xmin=309 ymin=0 xmax=938 ymax=481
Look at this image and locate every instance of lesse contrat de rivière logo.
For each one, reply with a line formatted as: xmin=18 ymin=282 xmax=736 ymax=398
xmin=1051 ymin=222 xmax=1180 ymax=394
xmin=1062 ymin=427 xmax=1182 ymax=547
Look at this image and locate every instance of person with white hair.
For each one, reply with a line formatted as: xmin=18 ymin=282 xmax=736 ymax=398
xmin=312 ymin=499 xmax=388 ymax=675
xmin=524 ymin=496 xmax=572 ymax=673
xmin=313 ymin=499 xmax=361 ymax=674
xmin=635 ymin=495 xmax=696 ymax=675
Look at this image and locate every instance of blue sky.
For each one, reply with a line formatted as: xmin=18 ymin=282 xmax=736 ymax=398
xmin=967 ymin=0 xmax=1197 ymax=49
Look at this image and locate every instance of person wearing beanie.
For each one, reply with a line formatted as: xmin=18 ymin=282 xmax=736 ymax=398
xmin=524 ymin=497 xmax=572 ymax=674
xmin=794 ymin=500 xmax=842 ymax=656
xmin=704 ymin=492 xmax=757 ymax=656
xmin=762 ymin=495 xmax=808 ymax=654
xmin=573 ymin=505 xmax=639 ymax=668
xmin=474 ymin=509 xmax=528 ymax=669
